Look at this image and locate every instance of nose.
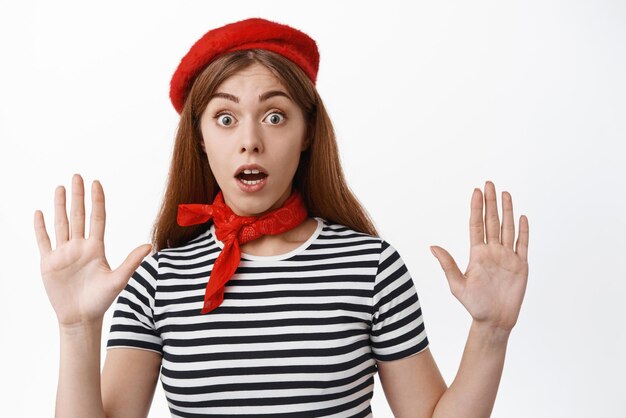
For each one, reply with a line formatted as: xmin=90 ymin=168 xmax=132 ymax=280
xmin=239 ymin=121 xmax=264 ymax=154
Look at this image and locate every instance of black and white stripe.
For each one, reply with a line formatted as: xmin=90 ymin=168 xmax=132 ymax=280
xmin=107 ymin=217 xmax=429 ymax=417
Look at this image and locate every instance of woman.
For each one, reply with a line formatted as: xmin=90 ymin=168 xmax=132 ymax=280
xmin=34 ymin=18 xmax=530 ymax=417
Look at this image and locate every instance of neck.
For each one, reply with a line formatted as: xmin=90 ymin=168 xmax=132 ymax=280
xmin=239 ymin=217 xmax=318 ymax=256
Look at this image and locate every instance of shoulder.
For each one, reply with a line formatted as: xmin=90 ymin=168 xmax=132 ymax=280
xmin=315 ymin=217 xmax=389 ymax=253
xmin=316 ymin=220 xmax=409 ymax=275
xmin=149 ymin=228 xmax=217 ymax=272
xmin=316 ymin=217 xmax=378 ymax=239
xmin=158 ymin=228 xmax=215 ymax=256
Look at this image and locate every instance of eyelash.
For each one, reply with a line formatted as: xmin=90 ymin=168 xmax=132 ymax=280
xmin=266 ymin=111 xmax=287 ymax=124
xmin=213 ymin=112 xmax=234 ymax=126
xmin=212 ymin=110 xmax=287 ymax=126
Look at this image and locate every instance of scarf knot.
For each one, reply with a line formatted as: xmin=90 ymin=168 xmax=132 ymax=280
xmin=177 ymin=190 xmax=308 ymax=314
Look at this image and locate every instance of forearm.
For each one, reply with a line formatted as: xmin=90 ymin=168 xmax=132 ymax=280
xmin=56 ymin=321 xmax=107 ymax=418
xmin=432 ymin=321 xmax=510 ymax=418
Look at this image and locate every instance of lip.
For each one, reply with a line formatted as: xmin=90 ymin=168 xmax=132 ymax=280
xmin=234 ymin=163 xmax=269 ymax=194
xmin=236 ymin=175 xmax=268 ymax=193
xmin=233 ymin=163 xmax=268 ymax=177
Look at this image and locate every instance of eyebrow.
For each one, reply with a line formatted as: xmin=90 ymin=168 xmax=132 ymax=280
xmin=209 ymin=90 xmax=292 ymax=104
xmin=259 ymin=90 xmax=292 ymax=102
xmin=210 ymin=92 xmax=239 ymax=103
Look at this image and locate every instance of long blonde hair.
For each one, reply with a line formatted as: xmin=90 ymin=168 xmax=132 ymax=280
xmin=151 ymin=49 xmax=377 ymax=251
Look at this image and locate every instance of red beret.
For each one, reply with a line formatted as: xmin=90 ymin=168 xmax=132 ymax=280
xmin=169 ymin=18 xmax=320 ymax=114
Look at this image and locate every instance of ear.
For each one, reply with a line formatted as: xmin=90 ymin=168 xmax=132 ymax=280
xmin=301 ymin=131 xmax=312 ymax=152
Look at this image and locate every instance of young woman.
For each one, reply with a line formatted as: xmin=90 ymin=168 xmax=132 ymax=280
xmin=34 ymin=18 xmax=530 ymax=418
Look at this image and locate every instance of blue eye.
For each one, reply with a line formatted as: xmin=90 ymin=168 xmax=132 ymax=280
xmin=265 ymin=112 xmax=285 ymax=125
xmin=216 ymin=114 xmax=235 ymax=126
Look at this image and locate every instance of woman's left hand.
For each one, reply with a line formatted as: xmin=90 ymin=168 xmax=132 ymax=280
xmin=430 ymin=181 xmax=530 ymax=333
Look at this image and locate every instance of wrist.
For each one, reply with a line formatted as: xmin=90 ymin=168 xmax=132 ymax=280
xmin=59 ymin=319 xmax=103 ymax=337
xmin=470 ymin=320 xmax=511 ymax=346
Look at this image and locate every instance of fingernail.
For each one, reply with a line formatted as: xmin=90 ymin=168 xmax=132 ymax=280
xmin=430 ymin=246 xmax=437 ymax=257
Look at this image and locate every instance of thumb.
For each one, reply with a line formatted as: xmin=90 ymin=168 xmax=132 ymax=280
xmin=112 ymin=243 xmax=153 ymax=289
xmin=430 ymin=245 xmax=464 ymax=294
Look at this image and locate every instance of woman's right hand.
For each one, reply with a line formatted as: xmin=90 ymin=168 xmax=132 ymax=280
xmin=34 ymin=174 xmax=153 ymax=328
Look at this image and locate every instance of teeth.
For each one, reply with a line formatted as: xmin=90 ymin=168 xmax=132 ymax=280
xmin=241 ymin=179 xmax=263 ymax=185
xmin=243 ymin=169 xmax=261 ymax=174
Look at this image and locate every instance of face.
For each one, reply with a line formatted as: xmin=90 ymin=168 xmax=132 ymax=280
xmin=200 ymin=63 xmax=308 ymax=217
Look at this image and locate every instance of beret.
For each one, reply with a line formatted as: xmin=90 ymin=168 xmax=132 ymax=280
xmin=169 ymin=18 xmax=320 ymax=114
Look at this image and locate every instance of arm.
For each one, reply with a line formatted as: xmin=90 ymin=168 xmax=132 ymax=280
xmin=56 ymin=322 xmax=161 ymax=418
xmin=34 ymin=174 xmax=158 ymax=417
xmin=431 ymin=322 xmax=509 ymax=418
xmin=377 ymin=348 xmax=446 ymax=418
xmin=377 ymin=323 xmax=508 ymax=418
xmin=56 ymin=322 xmax=106 ymax=418
xmin=380 ymin=182 xmax=529 ymax=417
xmin=101 ymin=348 xmax=162 ymax=418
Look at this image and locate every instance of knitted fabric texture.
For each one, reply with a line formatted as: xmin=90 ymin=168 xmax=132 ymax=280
xmin=170 ymin=17 xmax=319 ymax=114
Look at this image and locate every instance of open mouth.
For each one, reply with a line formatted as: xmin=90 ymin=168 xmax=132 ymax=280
xmin=235 ymin=168 xmax=268 ymax=185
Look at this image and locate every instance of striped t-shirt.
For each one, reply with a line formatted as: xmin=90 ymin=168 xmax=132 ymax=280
xmin=106 ymin=217 xmax=429 ymax=417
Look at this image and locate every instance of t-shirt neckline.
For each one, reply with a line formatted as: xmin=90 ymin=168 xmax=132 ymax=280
xmin=209 ymin=217 xmax=324 ymax=261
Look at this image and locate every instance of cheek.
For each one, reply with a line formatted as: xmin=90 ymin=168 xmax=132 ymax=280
xmin=276 ymin=145 xmax=304 ymax=177
xmin=203 ymin=142 xmax=228 ymax=177
xmin=278 ymin=124 xmax=307 ymax=161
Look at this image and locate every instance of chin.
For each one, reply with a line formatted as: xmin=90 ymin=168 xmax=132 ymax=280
xmin=229 ymin=196 xmax=277 ymax=217
xmin=220 ymin=179 xmax=293 ymax=216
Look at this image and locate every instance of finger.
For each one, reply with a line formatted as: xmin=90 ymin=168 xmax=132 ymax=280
xmin=70 ymin=174 xmax=86 ymax=240
xmin=501 ymin=191 xmax=515 ymax=250
xmin=515 ymin=215 xmax=530 ymax=262
xmin=112 ymin=244 xmax=154 ymax=291
xmin=88 ymin=180 xmax=106 ymax=241
xmin=34 ymin=210 xmax=52 ymax=256
xmin=430 ymin=246 xmax=465 ymax=294
xmin=484 ymin=181 xmax=501 ymax=244
xmin=469 ymin=188 xmax=485 ymax=247
xmin=54 ymin=185 xmax=69 ymax=248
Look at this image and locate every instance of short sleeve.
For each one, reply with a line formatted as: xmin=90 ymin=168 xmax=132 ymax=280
xmin=370 ymin=240 xmax=429 ymax=361
xmin=106 ymin=252 xmax=163 ymax=355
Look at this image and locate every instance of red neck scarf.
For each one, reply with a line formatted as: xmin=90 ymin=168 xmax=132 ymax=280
xmin=177 ymin=190 xmax=308 ymax=314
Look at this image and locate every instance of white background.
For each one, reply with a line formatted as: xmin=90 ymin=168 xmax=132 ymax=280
xmin=1 ymin=0 xmax=625 ymax=417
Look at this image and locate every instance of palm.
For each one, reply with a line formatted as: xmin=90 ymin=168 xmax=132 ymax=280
xmin=34 ymin=174 xmax=152 ymax=327
xmin=40 ymin=237 xmax=116 ymax=325
xmin=431 ymin=181 xmax=530 ymax=332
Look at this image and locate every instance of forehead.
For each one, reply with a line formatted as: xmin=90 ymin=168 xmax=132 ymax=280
xmin=216 ymin=62 xmax=285 ymax=93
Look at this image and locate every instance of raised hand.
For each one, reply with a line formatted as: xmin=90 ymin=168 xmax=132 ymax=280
xmin=34 ymin=174 xmax=153 ymax=327
xmin=430 ymin=181 xmax=530 ymax=333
